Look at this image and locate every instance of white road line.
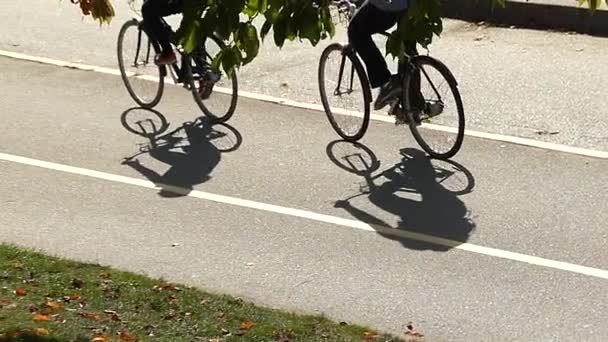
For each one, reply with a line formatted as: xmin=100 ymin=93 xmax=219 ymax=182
xmin=1 ymin=151 xmax=607 ymax=280
xmin=1 ymin=49 xmax=607 ymax=160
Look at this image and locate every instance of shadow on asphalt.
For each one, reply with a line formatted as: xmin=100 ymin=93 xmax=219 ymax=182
xmin=327 ymin=140 xmax=476 ymax=251
xmin=119 ymin=107 xmax=242 ymax=197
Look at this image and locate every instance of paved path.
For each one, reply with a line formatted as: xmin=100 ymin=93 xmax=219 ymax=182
xmin=1 ymin=0 xmax=608 ymax=150
xmin=0 ymin=57 xmax=606 ymax=340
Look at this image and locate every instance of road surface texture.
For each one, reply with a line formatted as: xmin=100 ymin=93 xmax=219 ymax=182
xmin=0 ymin=0 xmax=607 ymax=150
xmin=1 ymin=57 xmax=607 ymax=341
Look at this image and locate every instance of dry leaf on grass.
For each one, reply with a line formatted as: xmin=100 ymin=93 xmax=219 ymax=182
xmin=46 ymin=301 xmax=63 ymax=310
xmin=363 ymin=331 xmax=378 ymax=340
xmin=12 ymin=260 xmax=23 ymax=269
xmin=72 ymin=278 xmax=85 ymax=288
xmin=119 ymin=330 xmax=139 ymax=341
xmin=92 ymin=335 xmax=110 ymax=342
xmin=15 ymin=288 xmax=27 ymax=296
xmin=33 ymin=313 xmax=51 ymax=322
xmin=64 ymin=294 xmax=82 ymax=302
xmin=240 ymin=321 xmax=256 ymax=330
xmin=4 ymin=331 xmax=21 ymax=337
xmin=33 ymin=327 xmax=50 ymax=336
xmin=79 ymin=312 xmax=100 ymax=320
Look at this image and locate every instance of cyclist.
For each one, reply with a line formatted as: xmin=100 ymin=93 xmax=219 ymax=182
xmin=348 ymin=0 xmax=415 ymax=111
xmin=141 ymin=0 xmax=183 ymax=65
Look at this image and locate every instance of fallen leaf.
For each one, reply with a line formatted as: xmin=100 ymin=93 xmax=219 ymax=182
xmin=29 ymin=304 xmax=40 ymax=312
xmin=240 ymin=321 xmax=256 ymax=330
xmin=161 ymin=284 xmax=176 ymax=291
xmin=70 ymin=294 xmax=82 ymax=300
xmin=72 ymin=278 xmax=85 ymax=288
xmin=363 ymin=331 xmax=378 ymax=340
xmin=46 ymin=301 xmax=63 ymax=310
xmin=405 ymin=323 xmax=425 ymax=338
xmin=33 ymin=327 xmax=50 ymax=336
xmin=33 ymin=313 xmax=51 ymax=322
xmin=111 ymin=313 xmax=122 ymax=322
xmin=92 ymin=335 xmax=110 ymax=342
xmin=0 ymin=299 xmax=13 ymax=307
xmin=12 ymin=260 xmax=23 ymax=269
xmin=99 ymin=272 xmax=112 ymax=279
xmin=79 ymin=312 xmax=100 ymax=320
xmin=119 ymin=330 xmax=138 ymax=341
xmin=15 ymin=288 xmax=27 ymax=296
xmin=5 ymin=331 xmax=21 ymax=338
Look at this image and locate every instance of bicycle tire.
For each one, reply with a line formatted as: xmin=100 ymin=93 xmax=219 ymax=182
xmin=404 ymin=55 xmax=465 ymax=160
xmin=318 ymin=43 xmax=371 ymax=142
xmin=117 ymin=19 xmax=164 ymax=108
xmin=184 ymin=35 xmax=238 ymax=123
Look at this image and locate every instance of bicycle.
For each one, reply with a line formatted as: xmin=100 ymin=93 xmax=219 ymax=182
xmin=318 ymin=0 xmax=465 ymax=160
xmin=117 ymin=1 xmax=238 ymax=122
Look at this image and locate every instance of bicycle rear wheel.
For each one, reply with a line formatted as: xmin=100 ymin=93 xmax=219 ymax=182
xmin=117 ymin=19 xmax=164 ymax=108
xmin=185 ymin=36 xmax=238 ymax=123
xmin=404 ymin=56 xmax=465 ymax=160
xmin=318 ymin=43 xmax=371 ymax=142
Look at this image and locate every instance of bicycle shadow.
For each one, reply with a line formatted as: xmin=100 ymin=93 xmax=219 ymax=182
xmin=327 ymin=140 xmax=476 ymax=251
xmin=120 ymin=107 xmax=242 ymax=197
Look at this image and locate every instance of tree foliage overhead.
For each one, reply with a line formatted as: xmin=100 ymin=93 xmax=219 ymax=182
xmin=72 ymin=0 xmax=605 ymax=74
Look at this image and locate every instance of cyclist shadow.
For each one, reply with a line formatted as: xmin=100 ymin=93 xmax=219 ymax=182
xmin=329 ymin=141 xmax=476 ymax=251
xmin=120 ymin=107 xmax=242 ymax=197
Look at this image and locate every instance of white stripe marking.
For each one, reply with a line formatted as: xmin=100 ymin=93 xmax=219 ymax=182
xmin=1 ymin=151 xmax=607 ymax=280
xmin=0 ymin=49 xmax=606 ymax=159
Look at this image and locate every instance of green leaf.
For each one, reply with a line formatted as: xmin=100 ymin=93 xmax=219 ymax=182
xmin=273 ymin=9 xmax=288 ymax=47
xmin=221 ymin=46 xmax=243 ymax=77
xmin=238 ymin=23 xmax=260 ymax=64
xmin=181 ymin=19 xmax=202 ymax=53
xmin=298 ymin=7 xmax=322 ymax=46
xmin=261 ymin=20 xmax=273 ymax=40
xmin=385 ymin=31 xmax=403 ymax=59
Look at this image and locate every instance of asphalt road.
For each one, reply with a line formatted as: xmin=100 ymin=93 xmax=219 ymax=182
xmin=0 ymin=57 xmax=607 ymax=341
xmin=1 ymin=0 xmax=608 ymax=150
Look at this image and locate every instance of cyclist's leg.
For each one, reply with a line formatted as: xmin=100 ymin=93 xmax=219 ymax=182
xmin=347 ymin=2 xmax=401 ymax=109
xmin=142 ymin=0 xmax=183 ymax=64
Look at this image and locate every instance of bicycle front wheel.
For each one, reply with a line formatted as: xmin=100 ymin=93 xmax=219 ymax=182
xmin=117 ymin=19 xmax=164 ymax=108
xmin=404 ymin=56 xmax=465 ymax=160
xmin=185 ymin=35 xmax=238 ymax=123
xmin=318 ymin=43 xmax=371 ymax=142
